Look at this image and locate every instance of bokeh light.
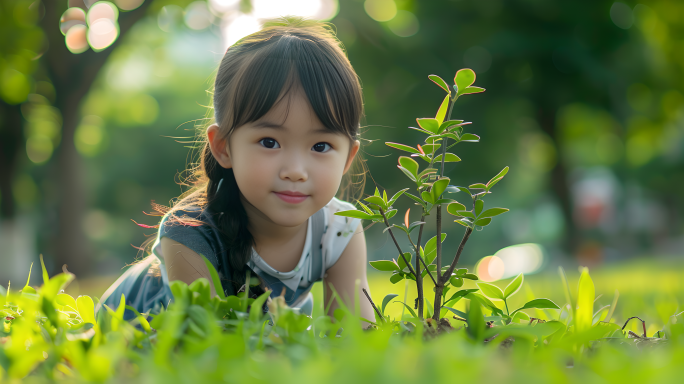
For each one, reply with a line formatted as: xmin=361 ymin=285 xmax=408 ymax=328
xmin=386 ymin=10 xmax=419 ymax=37
xmin=60 ymin=7 xmax=87 ymax=35
xmin=184 ymin=2 xmax=214 ymax=30
xmin=463 ymin=46 xmax=492 ymax=74
xmin=114 ymin=0 xmax=145 ymax=11
xmin=223 ymin=14 xmax=261 ymax=48
xmin=86 ymin=1 xmax=119 ymax=26
xmin=364 ymin=0 xmax=397 ymax=22
xmin=87 ymin=18 xmax=120 ymax=51
xmin=75 ymin=115 xmax=106 ymax=157
xmin=610 ymin=2 xmax=633 ymax=30
xmin=477 ymin=256 xmax=505 ymax=282
xmin=209 ymin=0 xmax=241 ymax=14
xmin=0 ymin=68 xmax=32 ymax=105
xmin=158 ymin=5 xmax=184 ymax=33
xmin=65 ymin=24 xmax=89 ymax=54
xmin=26 ymin=135 xmax=54 ymax=164
xmin=477 ymin=244 xmax=545 ymax=282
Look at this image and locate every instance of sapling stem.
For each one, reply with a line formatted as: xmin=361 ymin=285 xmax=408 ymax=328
xmin=415 ymin=217 xmax=426 ymax=319
xmin=406 ymin=231 xmax=437 ymax=286
xmin=362 ymin=288 xmax=385 ymax=323
xmin=441 ymin=227 xmax=473 ymax=281
xmin=378 ymin=208 xmax=417 ymax=279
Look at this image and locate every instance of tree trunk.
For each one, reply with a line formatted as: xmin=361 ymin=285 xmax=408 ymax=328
xmin=0 ymin=103 xmax=23 ymax=219
xmin=39 ymin=0 xmax=153 ymax=277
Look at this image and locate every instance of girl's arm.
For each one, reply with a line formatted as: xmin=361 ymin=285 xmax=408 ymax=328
xmin=323 ymin=223 xmax=375 ymax=327
xmin=160 ymin=237 xmax=218 ymax=297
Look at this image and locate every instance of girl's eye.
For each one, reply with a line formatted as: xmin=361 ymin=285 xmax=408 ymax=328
xmin=312 ymin=142 xmax=331 ymax=153
xmin=259 ymin=138 xmax=279 ymax=149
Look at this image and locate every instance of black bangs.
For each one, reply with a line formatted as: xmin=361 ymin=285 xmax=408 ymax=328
xmin=213 ymin=29 xmax=363 ymax=141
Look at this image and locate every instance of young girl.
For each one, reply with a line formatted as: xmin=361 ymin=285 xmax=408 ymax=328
xmin=99 ymin=16 xmax=374 ymax=324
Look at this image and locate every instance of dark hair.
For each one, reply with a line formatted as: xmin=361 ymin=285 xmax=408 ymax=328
xmin=140 ymin=16 xmax=366 ymax=294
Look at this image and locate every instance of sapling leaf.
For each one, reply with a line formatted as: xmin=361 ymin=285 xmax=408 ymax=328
xmin=398 ymin=166 xmax=418 ymax=182
xmin=335 ymin=210 xmax=374 ymax=220
xmin=474 ymin=200 xmax=484 ymax=216
xmin=405 ymin=192 xmax=424 ymax=206
xmin=421 ymin=143 xmax=441 ymax=154
xmin=358 ymin=201 xmax=374 ymax=215
xmin=461 ymin=86 xmax=485 ymax=94
xmin=479 ymin=208 xmax=509 ymax=218
xmin=439 ymin=120 xmax=464 ymax=132
xmin=467 ymin=299 xmax=485 ymax=341
xmin=382 ymin=189 xmax=388 ymax=202
xmin=432 ymin=153 xmax=461 ymax=163
xmin=487 ymin=166 xmax=509 ymax=187
xmin=397 ymin=252 xmax=412 ymax=271
xmin=396 ymin=301 xmax=418 ymax=318
xmin=435 ymin=94 xmax=450 ymax=125
xmin=408 ymin=126 xmax=433 ymax=135
xmin=398 ymin=156 xmax=419 ymax=177
xmin=467 ymin=292 xmax=505 ymax=317
xmin=386 ymin=142 xmax=420 ymax=154
xmin=364 ymin=196 xmax=386 ymax=209
xmin=389 ymin=272 xmax=404 ymax=284
xmin=434 ymin=198 xmax=456 ymax=205
xmin=418 ymin=168 xmax=438 ymax=179
xmin=512 ymin=311 xmax=530 ymax=323
xmin=504 ymin=273 xmax=524 ymax=299
xmin=464 ymin=274 xmax=478 ymax=281
xmin=424 ymin=233 xmax=447 ymax=265
xmin=510 ymin=298 xmax=560 ymax=317
xmin=421 ymin=191 xmax=435 ymax=204
xmin=446 ymin=288 xmax=479 ymax=303
xmin=454 ymin=68 xmax=476 ymax=94
xmin=460 ymin=133 xmax=480 ymax=142
xmin=477 ymin=282 xmax=505 ymax=301
xmin=576 ymin=268 xmax=595 ymax=333
xmin=428 ymin=74 xmax=450 ymax=94
xmin=474 ymin=217 xmax=492 ymax=226
xmin=454 ymin=218 xmax=473 ymax=228
xmin=369 ymin=260 xmax=400 ymax=272
xmin=442 ymin=132 xmax=460 ymax=142
xmin=388 ymin=188 xmax=409 ymax=206
xmin=374 ymin=187 xmax=380 ymax=197
xmin=456 ymin=268 xmax=468 ymax=275
xmin=449 ymin=276 xmax=464 ymax=288
xmin=381 ymin=294 xmax=399 ymax=316
xmin=442 ymin=306 xmax=468 ymax=319
xmin=449 ymin=186 xmax=472 ymax=197
xmin=416 ymin=118 xmax=440 ymax=134
xmin=457 ymin=211 xmax=475 ymax=218
xmin=446 ymin=202 xmax=467 ymax=215
xmin=431 ymin=178 xmax=450 ymax=200
xmin=469 ymin=183 xmax=487 ymax=189
xmin=201 ymin=254 xmax=226 ymax=300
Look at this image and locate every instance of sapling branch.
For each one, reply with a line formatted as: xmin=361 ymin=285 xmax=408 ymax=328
xmin=415 ymin=216 xmax=426 ymax=318
xmin=362 ymin=288 xmax=385 ymax=323
xmin=378 ymin=208 xmax=417 ymax=278
xmin=406 ymin=225 xmax=438 ymax=285
xmin=441 ymin=227 xmax=474 ymax=281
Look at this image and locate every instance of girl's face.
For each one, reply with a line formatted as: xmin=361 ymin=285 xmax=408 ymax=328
xmin=207 ymin=86 xmax=360 ymax=229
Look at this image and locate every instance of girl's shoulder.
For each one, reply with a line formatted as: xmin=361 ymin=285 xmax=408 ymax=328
xmin=321 ymin=197 xmax=362 ymax=269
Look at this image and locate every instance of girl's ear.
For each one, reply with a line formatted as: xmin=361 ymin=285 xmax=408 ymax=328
xmin=343 ymin=140 xmax=361 ymax=175
xmin=207 ymin=124 xmax=232 ymax=169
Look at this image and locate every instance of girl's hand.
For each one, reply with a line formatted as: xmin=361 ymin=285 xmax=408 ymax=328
xmin=323 ymin=223 xmax=375 ymax=327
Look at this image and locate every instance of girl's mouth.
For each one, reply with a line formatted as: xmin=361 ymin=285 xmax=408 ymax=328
xmin=274 ymin=191 xmax=309 ymax=204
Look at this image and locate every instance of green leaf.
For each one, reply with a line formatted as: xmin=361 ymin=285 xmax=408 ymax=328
xmin=479 ymin=208 xmax=509 ymax=218
xmin=446 ymin=202 xmax=467 ymax=215
xmin=431 ymin=178 xmax=450 ymax=200
xmin=399 ymin=156 xmax=419 ymax=177
xmin=424 ymin=233 xmax=447 ymax=265
xmin=416 ymin=118 xmax=440 ymax=134
xmin=454 ymin=218 xmax=473 ymax=228
xmin=398 ymin=166 xmax=417 ymax=182
xmin=576 ymin=267 xmax=595 ymax=333
xmin=511 ymin=311 xmax=530 ymax=323
xmin=435 ymin=198 xmax=455 ymax=205
xmin=449 ymin=276 xmax=464 ymax=287
xmin=249 ymin=290 xmax=271 ymax=322
xmin=487 ymin=166 xmax=509 ymax=187
xmin=504 ymin=273 xmax=524 ymax=299
xmin=405 ymin=192 xmax=424 ymax=206
xmin=460 ymin=133 xmax=480 ymax=142
xmin=432 ymin=153 xmax=461 ymax=163
xmin=435 ymin=94 xmax=450 ymax=125
xmin=466 ymin=299 xmax=485 ymax=341
xmin=396 ymin=301 xmax=418 ymax=318
xmin=364 ymin=196 xmax=386 ymax=209
xmin=510 ymin=299 xmax=561 ymax=317
xmin=446 ymin=288 xmax=479 ymax=303
xmin=469 ymin=183 xmax=487 ymax=189
xmin=40 ymin=254 xmax=49 ymax=285
xmin=439 ymin=120 xmax=464 ymax=132
xmin=474 ymin=200 xmax=484 ymax=216
xmin=428 ymin=74 xmax=450 ymax=94
xmin=76 ymin=295 xmax=96 ymax=324
xmin=385 ymin=209 xmax=397 ymax=220
xmin=381 ymin=294 xmax=399 ymax=316
xmin=461 ymin=86 xmax=485 ymax=94
xmin=454 ymin=68 xmax=476 ymax=94
xmin=418 ymin=168 xmax=438 ymax=179
xmin=442 ymin=306 xmax=468 ymax=319
xmin=421 ymin=143 xmax=441 ymax=154
xmin=369 ymin=260 xmax=400 ymax=272
xmin=335 ymin=210 xmax=373 ymax=220
xmin=463 ymin=273 xmax=478 ymax=281
xmin=374 ymin=187 xmax=380 ymax=197
xmin=386 ymin=142 xmax=420 ymax=154
xmin=397 ymin=252 xmax=412 ymax=271
xmin=477 ymin=282 xmax=505 ymax=301
xmin=389 ymin=272 xmax=404 ymax=284
xmin=201 ymin=254 xmax=226 ymax=300
xmin=474 ymin=217 xmax=492 ymax=226
xmin=388 ymin=188 xmax=409 ymax=206
xmin=457 ymin=211 xmax=475 ymax=218
xmin=421 ymin=191 xmax=434 ymax=204
xmin=358 ymin=201 xmax=374 ymax=215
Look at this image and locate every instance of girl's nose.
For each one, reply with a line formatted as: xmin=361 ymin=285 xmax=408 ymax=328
xmin=279 ymin=153 xmax=308 ymax=182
